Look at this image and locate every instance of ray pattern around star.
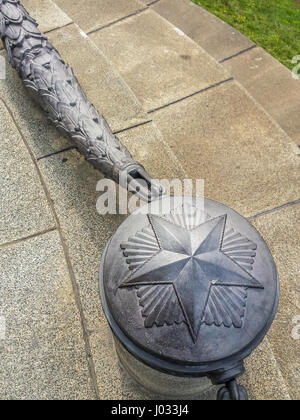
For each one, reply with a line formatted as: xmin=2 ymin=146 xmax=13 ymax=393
xmin=119 ymin=205 xmax=264 ymax=341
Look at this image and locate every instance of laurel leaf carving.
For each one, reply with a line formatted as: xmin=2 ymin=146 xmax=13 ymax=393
xmin=0 ymin=0 xmax=144 ymax=183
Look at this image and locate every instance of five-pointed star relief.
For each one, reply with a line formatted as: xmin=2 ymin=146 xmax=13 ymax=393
xmin=119 ymin=214 xmax=264 ymax=341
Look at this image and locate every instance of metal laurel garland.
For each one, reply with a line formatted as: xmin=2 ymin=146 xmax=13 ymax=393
xmin=0 ymin=0 xmax=162 ymax=201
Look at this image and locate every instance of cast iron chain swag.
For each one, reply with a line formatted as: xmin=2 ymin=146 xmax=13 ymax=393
xmin=0 ymin=0 xmax=162 ymax=200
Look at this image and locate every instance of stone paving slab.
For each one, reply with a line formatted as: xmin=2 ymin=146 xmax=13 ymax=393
xmin=152 ymin=0 xmax=255 ymax=62
xmin=48 ymin=25 xmax=149 ymax=132
xmin=151 ymin=81 xmax=300 ymax=217
xmin=251 ymin=204 xmax=300 ymax=400
xmin=0 ymin=100 xmax=54 ymax=245
xmin=54 ymin=0 xmax=146 ymax=34
xmin=37 ymin=122 xmax=186 ymax=399
xmin=0 ymin=0 xmax=72 ymax=50
xmin=222 ymin=47 xmax=300 ymax=146
xmin=119 ymin=122 xmax=186 ymax=181
xmin=23 ymin=0 xmax=72 ymax=32
xmin=240 ymin=338 xmax=291 ymax=400
xmin=0 ymin=230 xmax=94 ymax=400
xmin=90 ymin=9 xmax=228 ymax=111
xmin=0 ymin=24 xmax=148 ymax=159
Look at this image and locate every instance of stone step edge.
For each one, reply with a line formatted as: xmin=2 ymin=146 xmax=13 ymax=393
xmin=43 ymin=1 xmax=291 ymax=400
xmin=72 ymin=22 xmax=188 ymax=179
xmin=150 ymin=0 xmax=299 ymax=147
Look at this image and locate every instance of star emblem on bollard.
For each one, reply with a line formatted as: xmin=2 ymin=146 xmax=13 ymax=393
xmin=120 ymin=212 xmax=264 ymax=342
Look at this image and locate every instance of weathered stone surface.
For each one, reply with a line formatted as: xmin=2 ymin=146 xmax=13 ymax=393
xmin=23 ymin=0 xmax=72 ymax=32
xmin=240 ymin=338 xmax=291 ymax=400
xmin=152 ymin=0 xmax=255 ymax=62
xmin=90 ymin=9 xmax=228 ymax=111
xmin=37 ymin=122 xmax=185 ymax=399
xmin=119 ymin=122 xmax=186 ymax=181
xmin=151 ymin=81 xmax=299 ymax=217
xmin=0 ymin=24 xmax=148 ymax=159
xmin=0 ymin=0 xmax=72 ymax=49
xmin=153 ymin=2 xmax=300 ymax=148
xmin=222 ymin=47 xmax=300 ymax=146
xmin=251 ymin=204 xmax=300 ymax=400
xmin=0 ymin=230 xmax=94 ymax=400
xmin=48 ymin=25 xmax=148 ymax=131
xmin=0 ymin=100 xmax=54 ymax=245
xmin=54 ymin=0 xmax=146 ymax=34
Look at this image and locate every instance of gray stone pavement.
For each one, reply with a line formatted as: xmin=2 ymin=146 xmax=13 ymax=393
xmin=222 ymin=47 xmax=300 ymax=146
xmin=0 ymin=100 xmax=55 ymax=245
xmin=251 ymin=204 xmax=300 ymax=400
xmin=0 ymin=230 xmax=95 ymax=400
xmin=0 ymin=0 xmax=299 ymax=400
xmin=151 ymin=80 xmax=299 ymax=217
xmin=89 ymin=9 xmax=229 ymax=111
xmin=54 ymin=0 xmax=146 ymax=34
xmin=152 ymin=0 xmax=255 ymax=62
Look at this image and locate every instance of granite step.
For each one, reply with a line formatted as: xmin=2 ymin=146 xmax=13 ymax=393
xmin=151 ymin=0 xmax=300 ymax=147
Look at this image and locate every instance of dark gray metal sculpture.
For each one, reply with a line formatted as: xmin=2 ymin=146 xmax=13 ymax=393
xmin=1 ymin=1 xmax=280 ymax=401
xmin=100 ymin=197 xmax=279 ymax=400
xmin=0 ymin=0 xmax=163 ymax=201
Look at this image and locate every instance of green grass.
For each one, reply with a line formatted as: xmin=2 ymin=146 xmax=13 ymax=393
xmin=191 ymin=0 xmax=300 ymax=69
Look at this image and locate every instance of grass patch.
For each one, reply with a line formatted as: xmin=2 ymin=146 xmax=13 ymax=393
xmin=191 ymin=0 xmax=300 ymax=69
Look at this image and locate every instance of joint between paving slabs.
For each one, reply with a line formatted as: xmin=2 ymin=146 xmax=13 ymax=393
xmin=0 ymin=227 xmax=57 ymax=250
xmin=247 ymin=199 xmax=300 ymax=221
xmin=219 ymin=45 xmax=258 ymax=64
xmin=147 ymin=77 xmax=234 ymax=114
